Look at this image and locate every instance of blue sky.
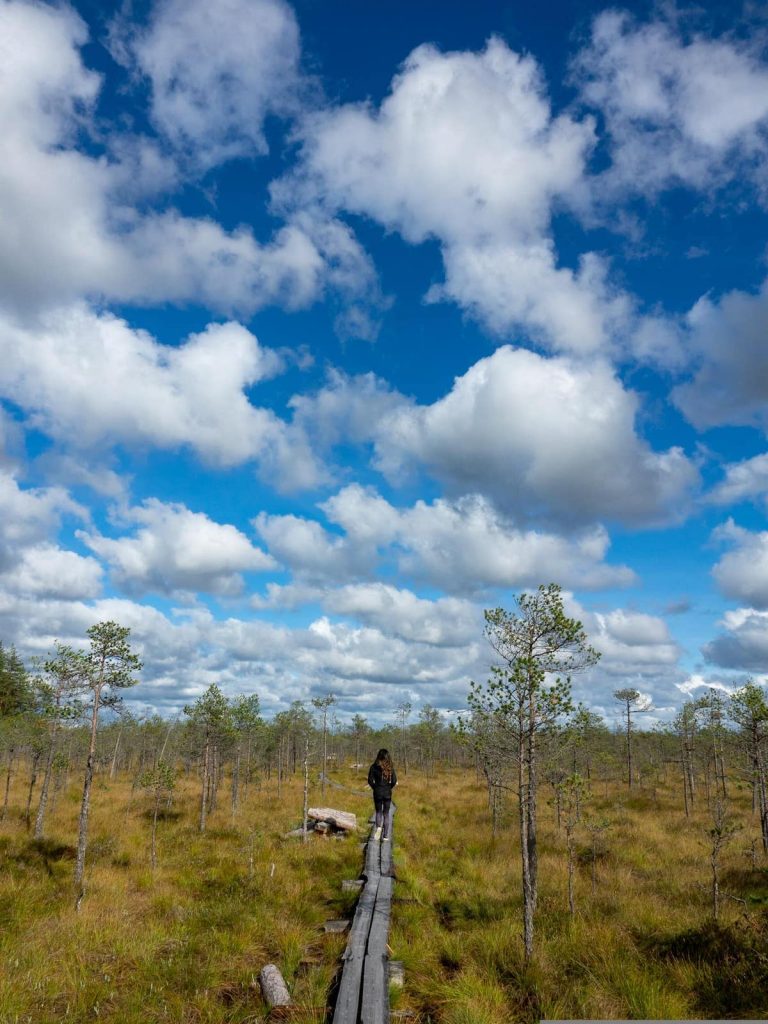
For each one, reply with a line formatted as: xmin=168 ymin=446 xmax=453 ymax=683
xmin=1 ymin=0 xmax=767 ymax=725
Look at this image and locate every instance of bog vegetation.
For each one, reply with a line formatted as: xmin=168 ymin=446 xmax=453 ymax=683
xmin=1 ymin=590 xmax=767 ymax=1023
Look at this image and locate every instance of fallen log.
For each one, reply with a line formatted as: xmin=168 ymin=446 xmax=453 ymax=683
xmin=258 ymin=964 xmax=292 ymax=1008
xmin=307 ymin=807 xmax=357 ymax=832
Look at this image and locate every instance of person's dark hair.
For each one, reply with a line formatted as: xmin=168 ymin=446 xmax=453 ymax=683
xmin=376 ymin=748 xmax=393 ymax=783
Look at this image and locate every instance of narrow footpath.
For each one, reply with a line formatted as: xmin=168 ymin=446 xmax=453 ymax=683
xmin=332 ymin=805 xmax=395 ymax=1024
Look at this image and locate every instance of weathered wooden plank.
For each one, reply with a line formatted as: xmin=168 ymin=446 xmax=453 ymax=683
xmin=364 ymin=834 xmax=381 ymax=878
xmin=342 ymin=877 xmax=379 ymax=961
xmin=367 ymin=876 xmax=392 ymax=954
xmin=379 ymin=836 xmax=392 ymax=876
xmin=332 ymin=955 xmax=364 ymax=1024
xmin=359 ymin=953 xmax=388 ymax=1024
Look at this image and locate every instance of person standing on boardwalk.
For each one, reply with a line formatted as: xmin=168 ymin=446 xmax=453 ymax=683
xmin=368 ymin=748 xmax=397 ymax=841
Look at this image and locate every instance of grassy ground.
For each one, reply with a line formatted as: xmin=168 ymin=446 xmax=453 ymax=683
xmin=1 ymin=763 xmax=767 ymax=1022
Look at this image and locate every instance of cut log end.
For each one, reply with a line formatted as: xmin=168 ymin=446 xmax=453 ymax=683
xmin=258 ymin=964 xmax=292 ymax=1008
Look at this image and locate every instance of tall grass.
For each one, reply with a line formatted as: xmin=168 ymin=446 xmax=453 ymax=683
xmin=1 ymin=762 xmax=766 ymax=1022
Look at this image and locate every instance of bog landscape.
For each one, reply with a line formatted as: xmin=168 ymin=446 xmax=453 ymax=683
xmin=1 ymin=587 xmax=767 ymax=1024
xmin=2 ymin=0 xmax=768 ymax=1022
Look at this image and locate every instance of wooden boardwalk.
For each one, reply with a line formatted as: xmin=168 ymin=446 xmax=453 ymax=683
xmin=332 ymin=805 xmax=395 ymax=1024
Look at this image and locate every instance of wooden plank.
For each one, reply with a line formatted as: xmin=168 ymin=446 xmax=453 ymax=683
xmin=359 ymin=953 xmax=388 ymax=1024
xmin=364 ymin=833 xmax=381 ymax=878
xmin=332 ymin=955 xmax=364 ymax=1024
xmin=367 ymin=876 xmax=392 ymax=954
xmin=342 ymin=876 xmax=379 ymax=961
xmin=379 ymin=836 xmax=392 ymax=876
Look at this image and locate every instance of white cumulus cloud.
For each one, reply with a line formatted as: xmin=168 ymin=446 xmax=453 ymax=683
xmin=129 ymin=0 xmax=303 ymax=169
xmin=673 ymin=279 xmax=768 ymax=431
xmin=256 ymin=485 xmax=634 ymax=595
xmin=277 ymin=36 xmax=636 ymax=354
xmin=0 ymin=306 xmax=329 ymax=486
xmin=0 ymin=0 xmax=376 ymax=322
xmin=80 ymin=499 xmax=276 ymax=596
xmin=374 ymin=346 xmax=698 ymax=526
xmin=711 ymin=520 xmax=768 ymax=609
xmin=704 ymin=607 xmax=768 ymax=672
xmin=573 ymin=10 xmax=768 ymax=199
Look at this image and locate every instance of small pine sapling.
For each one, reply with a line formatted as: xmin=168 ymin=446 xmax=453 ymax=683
xmin=584 ymin=817 xmax=612 ymax=896
xmin=139 ymin=760 xmax=176 ymax=870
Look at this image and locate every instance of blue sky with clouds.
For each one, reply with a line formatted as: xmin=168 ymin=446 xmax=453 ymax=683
xmin=1 ymin=0 xmax=767 ymax=724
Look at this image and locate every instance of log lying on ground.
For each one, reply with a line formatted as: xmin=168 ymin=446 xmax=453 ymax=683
xmin=258 ymin=964 xmax=292 ymax=1008
xmin=307 ymin=807 xmax=357 ymax=832
xmin=283 ymin=825 xmax=313 ymax=839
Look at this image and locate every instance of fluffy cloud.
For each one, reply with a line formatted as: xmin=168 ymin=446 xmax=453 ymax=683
xmin=0 ymin=306 xmax=329 ymax=486
xmin=0 ymin=469 xmax=100 ymax=599
xmin=0 ymin=470 xmax=85 ymax=553
xmin=704 ymin=607 xmax=768 ymax=672
xmin=574 ymin=10 xmax=768 ymax=198
xmin=555 ymin=595 xmax=684 ymax=715
xmin=324 ymin=584 xmax=479 ymax=647
xmin=0 ymin=0 xmax=375 ymax=321
xmin=0 ymin=408 xmax=23 ymax=469
xmin=253 ymin=509 xmax=375 ymax=583
xmin=288 ymin=369 xmax=406 ymax=450
xmin=711 ymin=521 xmax=768 ymax=609
xmin=588 ymin=608 xmax=680 ymax=674
xmin=278 ymin=37 xmax=637 ymax=354
xmin=708 ymin=453 xmax=768 ymax=506
xmin=0 ymin=589 xmax=483 ymax=717
xmin=374 ymin=346 xmax=698 ymax=526
xmin=129 ymin=0 xmax=303 ymax=169
xmin=673 ymin=280 xmax=768 ymax=431
xmin=80 ymin=499 xmax=275 ymax=597
xmin=256 ymin=485 xmax=634 ymax=595
xmin=0 ymin=545 xmax=102 ymax=600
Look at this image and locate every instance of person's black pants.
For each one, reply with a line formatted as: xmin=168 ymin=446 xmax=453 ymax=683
xmin=374 ymin=796 xmax=391 ymax=837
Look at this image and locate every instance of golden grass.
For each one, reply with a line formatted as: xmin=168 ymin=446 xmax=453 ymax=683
xmin=1 ymin=762 xmax=767 ymax=1022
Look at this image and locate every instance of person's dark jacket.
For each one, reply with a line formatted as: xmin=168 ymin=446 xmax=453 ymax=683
xmin=368 ymin=761 xmax=397 ymax=800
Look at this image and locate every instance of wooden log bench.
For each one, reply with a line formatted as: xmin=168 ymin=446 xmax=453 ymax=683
xmin=332 ymin=804 xmax=396 ymax=1024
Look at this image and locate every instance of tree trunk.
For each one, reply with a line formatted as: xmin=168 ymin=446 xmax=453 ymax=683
xmin=231 ymin=749 xmax=240 ymax=823
xmin=35 ymin=751 xmax=54 ymax=840
xmin=109 ymin=725 xmax=123 ymax=780
xmin=684 ymin=741 xmax=696 ymax=819
xmin=321 ymin=716 xmax=327 ymax=798
xmin=755 ymin=744 xmax=768 ymax=855
xmin=25 ymin=750 xmax=41 ymax=831
xmin=302 ymin=739 xmax=310 ymax=844
xmin=74 ymin=686 xmax=102 ymax=892
xmin=199 ymin=736 xmax=209 ymax=833
xmin=1 ymin=747 xmax=15 ymax=821
xmin=209 ymin=747 xmax=219 ymax=812
xmin=151 ymin=794 xmax=159 ymax=870
xmin=518 ymin=731 xmax=534 ymax=960
xmin=526 ymin=705 xmax=538 ymax=913
xmin=567 ymin=827 xmax=575 ymax=915
xmin=626 ymin=707 xmax=633 ymax=789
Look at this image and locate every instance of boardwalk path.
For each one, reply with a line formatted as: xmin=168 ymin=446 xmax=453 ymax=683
xmin=332 ymin=805 xmax=395 ymax=1024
